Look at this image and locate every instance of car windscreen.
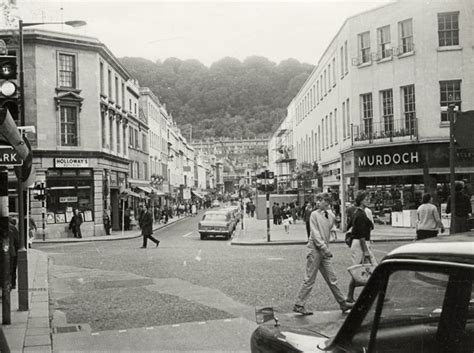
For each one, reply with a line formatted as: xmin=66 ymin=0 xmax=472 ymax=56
xmin=202 ymin=214 xmax=227 ymax=221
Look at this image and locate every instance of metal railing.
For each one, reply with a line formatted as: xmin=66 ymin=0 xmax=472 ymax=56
xmin=352 ymin=117 xmax=417 ymax=145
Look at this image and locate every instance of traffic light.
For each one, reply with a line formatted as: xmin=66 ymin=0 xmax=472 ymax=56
xmin=33 ymin=182 xmax=46 ymax=201
xmin=0 ymin=55 xmax=18 ymax=123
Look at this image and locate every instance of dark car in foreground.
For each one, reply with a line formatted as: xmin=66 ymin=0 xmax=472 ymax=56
xmin=251 ymin=233 xmax=474 ymax=353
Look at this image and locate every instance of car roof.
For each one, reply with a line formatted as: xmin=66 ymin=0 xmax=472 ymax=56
xmin=383 ymin=232 xmax=474 ymax=266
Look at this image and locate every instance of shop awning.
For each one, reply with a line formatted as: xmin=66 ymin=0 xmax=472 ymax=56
xmin=191 ymin=190 xmax=204 ymax=199
xmin=151 ymin=187 xmax=166 ymax=196
xmin=136 ymin=186 xmax=152 ymax=194
xmin=120 ymin=189 xmax=140 ymax=198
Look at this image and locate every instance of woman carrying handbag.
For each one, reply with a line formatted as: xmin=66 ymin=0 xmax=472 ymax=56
xmin=346 ymin=191 xmax=377 ymax=303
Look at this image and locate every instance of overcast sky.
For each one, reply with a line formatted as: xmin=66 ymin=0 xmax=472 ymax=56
xmin=19 ymin=0 xmax=393 ymax=66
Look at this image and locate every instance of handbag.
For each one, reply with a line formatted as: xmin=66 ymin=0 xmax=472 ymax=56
xmin=347 ymin=261 xmax=376 ymax=286
xmin=344 ymin=231 xmax=353 ymax=248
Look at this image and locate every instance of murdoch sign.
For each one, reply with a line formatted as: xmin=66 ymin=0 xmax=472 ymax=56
xmin=356 ymin=145 xmax=423 ymax=171
xmin=359 ymin=151 xmax=419 ymax=167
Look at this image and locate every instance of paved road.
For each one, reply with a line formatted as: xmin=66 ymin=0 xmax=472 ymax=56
xmin=37 ymin=213 xmax=404 ymax=352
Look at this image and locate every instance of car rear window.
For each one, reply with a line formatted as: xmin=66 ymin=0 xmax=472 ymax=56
xmin=202 ymin=214 xmax=227 ymax=221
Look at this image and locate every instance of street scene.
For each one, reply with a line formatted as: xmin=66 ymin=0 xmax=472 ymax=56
xmin=0 ymin=0 xmax=473 ymax=352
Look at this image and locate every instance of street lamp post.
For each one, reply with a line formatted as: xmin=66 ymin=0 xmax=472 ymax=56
xmin=17 ymin=19 xmax=86 ymax=311
xmin=448 ymin=104 xmax=456 ymax=234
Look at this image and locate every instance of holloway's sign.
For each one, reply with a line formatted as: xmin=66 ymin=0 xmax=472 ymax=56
xmin=55 ymin=158 xmax=89 ymax=168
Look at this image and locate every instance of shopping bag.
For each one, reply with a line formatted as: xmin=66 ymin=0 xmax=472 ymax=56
xmin=347 ymin=263 xmax=376 ymax=286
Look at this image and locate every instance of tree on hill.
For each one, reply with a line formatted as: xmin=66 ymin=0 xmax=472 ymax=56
xmin=119 ymin=56 xmax=314 ymax=140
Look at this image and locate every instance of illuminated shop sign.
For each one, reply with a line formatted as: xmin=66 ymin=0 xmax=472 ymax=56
xmin=358 ymin=152 xmax=419 ymax=167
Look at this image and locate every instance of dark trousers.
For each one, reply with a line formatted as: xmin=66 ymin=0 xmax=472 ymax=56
xmin=11 ymin=256 xmax=17 ymax=289
xmin=306 ymin=221 xmax=311 ymax=239
xmin=416 ymin=229 xmax=438 ymax=240
xmin=273 ymin=215 xmax=278 ymax=225
xmin=142 ymin=233 xmax=159 ymax=247
xmin=72 ymin=227 xmax=82 ymax=238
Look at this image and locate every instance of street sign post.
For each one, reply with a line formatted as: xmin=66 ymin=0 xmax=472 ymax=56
xmin=0 ymin=145 xmax=23 ymax=166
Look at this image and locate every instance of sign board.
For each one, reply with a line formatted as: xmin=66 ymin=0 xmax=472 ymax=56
xmin=454 ymin=110 xmax=474 ymax=149
xmin=183 ymin=188 xmax=191 ymax=200
xmin=0 ymin=145 xmax=23 ymax=166
xmin=60 ymin=196 xmax=78 ymax=203
xmin=55 ymin=158 xmax=89 ymax=168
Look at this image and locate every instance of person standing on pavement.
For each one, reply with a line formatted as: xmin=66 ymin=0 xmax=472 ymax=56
xmin=248 ymin=200 xmax=256 ymax=218
xmin=28 ymin=216 xmax=37 ymax=248
xmin=346 ymin=191 xmax=377 ymax=304
xmin=416 ymin=193 xmax=445 ymax=240
xmin=446 ymin=181 xmax=472 ymax=234
xmin=140 ymin=205 xmax=160 ymax=248
xmin=293 ymin=192 xmax=354 ymax=315
xmin=8 ymin=217 xmax=19 ymax=289
xmin=69 ymin=209 xmax=83 ymax=238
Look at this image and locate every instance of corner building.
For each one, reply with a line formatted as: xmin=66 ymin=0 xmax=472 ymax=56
xmin=0 ymin=29 xmax=140 ymax=238
xmin=287 ymin=0 xmax=474 ymax=221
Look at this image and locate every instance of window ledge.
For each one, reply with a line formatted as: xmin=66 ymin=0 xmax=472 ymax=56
xmin=437 ymin=45 xmax=462 ymax=52
xmin=376 ymin=56 xmax=393 ymax=64
xmin=357 ymin=61 xmax=372 ymax=69
xmin=397 ymin=51 xmax=414 ymax=59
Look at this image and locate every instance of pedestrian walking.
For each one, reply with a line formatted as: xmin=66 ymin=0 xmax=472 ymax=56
xmin=8 ymin=217 xmax=19 ymax=290
xmin=303 ymin=201 xmax=313 ymax=239
xmin=28 ymin=216 xmax=37 ymax=248
xmin=272 ymin=203 xmax=278 ymax=225
xmin=140 ymin=205 xmax=160 ymax=248
xmin=446 ymin=181 xmax=472 ymax=234
xmin=191 ymin=203 xmax=197 ymax=216
xmin=69 ymin=209 xmax=83 ymax=238
xmin=346 ymin=191 xmax=377 ymax=304
xmin=416 ymin=193 xmax=445 ymax=240
xmin=248 ymin=200 xmax=256 ymax=218
xmin=293 ymin=192 xmax=354 ymax=315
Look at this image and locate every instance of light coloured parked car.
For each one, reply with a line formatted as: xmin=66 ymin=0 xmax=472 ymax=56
xmin=198 ymin=210 xmax=233 ymax=240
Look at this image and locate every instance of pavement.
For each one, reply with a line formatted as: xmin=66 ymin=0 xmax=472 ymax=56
xmin=0 ymin=210 xmax=422 ymax=352
xmin=0 ymin=214 xmax=191 ymax=353
xmin=231 ymin=215 xmax=419 ymax=245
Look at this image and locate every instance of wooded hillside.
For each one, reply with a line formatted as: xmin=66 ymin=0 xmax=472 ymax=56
xmin=120 ymin=56 xmax=314 ymax=140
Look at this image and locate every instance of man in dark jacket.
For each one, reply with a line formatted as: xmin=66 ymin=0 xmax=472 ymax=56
xmin=8 ymin=217 xmax=19 ymax=289
xmin=140 ymin=205 xmax=160 ymax=248
xmin=446 ymin=181 xmax=472 ymax=233
xmin=69 ymin=209 xmax=83 ymax=238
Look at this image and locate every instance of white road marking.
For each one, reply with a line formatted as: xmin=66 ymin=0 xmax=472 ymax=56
xmin=224 ymin=319 xmax=232 ymax=322
xmin=172 ymin=324 xmax=180 ymax=327
xmin=182 ymin=232 xmax=193 ymax=238
xmin=91 ymin=333 xmax=99 ymax=336
xmin=195 ymin=249 xmax=202 ymax=262
xmin=145 ymin=327 xmax=154 ymax=330
xmin=198 ymin=322 xmax=206 ymax=325
xmin=119 ymin=330 xmax=127 ymax=333
xmin=267 ymin=257 xmax=284 ymax=261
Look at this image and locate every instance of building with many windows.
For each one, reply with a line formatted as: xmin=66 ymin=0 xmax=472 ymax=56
xmin=270 ymin=0 xmax=474 ymax=225
xmin=0 ymin=28 xmax=144 ymax=237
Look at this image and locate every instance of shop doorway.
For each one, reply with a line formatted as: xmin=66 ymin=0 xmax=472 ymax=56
xmin=110 ymin=189 xmax=120 ymax=231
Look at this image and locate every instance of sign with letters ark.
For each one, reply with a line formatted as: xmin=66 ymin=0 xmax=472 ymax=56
xmin=0 ymin=145 xmax=23 ymax=166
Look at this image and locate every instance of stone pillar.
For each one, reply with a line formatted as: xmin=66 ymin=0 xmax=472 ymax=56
xmin=93 ymin=169 xmax=105 ymax=236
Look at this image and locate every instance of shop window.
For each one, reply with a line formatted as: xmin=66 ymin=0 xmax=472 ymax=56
xmin=101 ymin=110 xmax=107 ymax=148
xmin=99 ymin=61 xmax=104 ymax=95
xmin=109 ymin=116 xmax=114 ymax=151
xmin=438 ymin=12 xmax=459 ymax=47
xmin=46 ymin=169 xmax=94 ymax=225
xmin=60 ymin=106 xmax=78 ymax=146
xmin=108 ymin=69 xmax=112 ymax=99
xmin=58 ymin=53 xmax=76 ymax=88
xmin=440 ymin=80 xmax=461 ymax=122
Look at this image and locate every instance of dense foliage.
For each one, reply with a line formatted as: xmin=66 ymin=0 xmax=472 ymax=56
xmin=120 ymin=56 xmax=313 ymax=140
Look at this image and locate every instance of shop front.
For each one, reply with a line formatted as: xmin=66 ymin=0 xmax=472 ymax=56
xmin=342 ymin=142 xmax=474 ymax=227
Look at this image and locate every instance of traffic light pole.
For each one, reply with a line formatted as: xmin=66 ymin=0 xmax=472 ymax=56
xmin=265 ymin=175 xmax=270 ymax=242
xmin=17 ymin=19 xmax=29 ymax=311
xmin=449 ymin=105 xmax=456 ymax=234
